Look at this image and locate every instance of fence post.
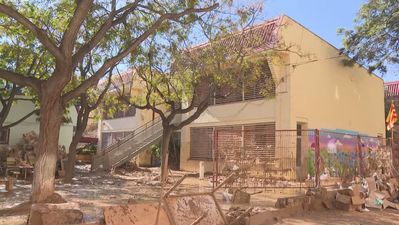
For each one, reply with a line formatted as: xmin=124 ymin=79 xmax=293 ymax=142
xmin=212 ymin=129 xmax=218 ymax=190
xmin=315 ymin=129 xmax=320 ymax=188
xmin=357 ymin=135 xmax=363 ymax=177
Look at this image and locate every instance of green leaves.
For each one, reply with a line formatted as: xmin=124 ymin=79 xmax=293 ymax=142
xmin=339 ymin=0 xmax=399 ymax=73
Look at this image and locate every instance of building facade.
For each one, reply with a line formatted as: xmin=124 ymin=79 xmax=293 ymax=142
xmin=179 ymin=15 xmax=385 ymax=174
xmin=0 ymin=95 xmax=77 ymax=148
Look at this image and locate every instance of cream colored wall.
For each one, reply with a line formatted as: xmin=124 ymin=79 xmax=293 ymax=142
xmin=279 ymin=16 xmax=385 ymax=136
xmin=2 ymin=96 xmax=77 ymax=149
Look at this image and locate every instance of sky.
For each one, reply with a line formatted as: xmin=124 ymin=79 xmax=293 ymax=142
xmin=257 ymin=0 xmax=397 ymax=82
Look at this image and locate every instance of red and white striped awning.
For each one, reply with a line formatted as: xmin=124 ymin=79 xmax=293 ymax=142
xmin=385 ymin=81 xmax=399 ymax=97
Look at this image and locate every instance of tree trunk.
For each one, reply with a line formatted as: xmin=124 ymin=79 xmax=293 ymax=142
xmin=160 ymin=128 xmax=172 ymax=182
xmin=65 ymin=104 xmax=89 ymax=183
xmin=31 ymin=95 xmax=63 ymax=203
xmin=64 ymin=128 xmax=84 ymax=183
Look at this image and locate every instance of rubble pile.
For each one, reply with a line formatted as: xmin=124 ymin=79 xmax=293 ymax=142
xmin=317 ymin=175 xmax=399 ymax=212
xmin=0 ymin=131 xmax=67 ymax=179
xmin=226 ymin=207 xmax=251 ymax=225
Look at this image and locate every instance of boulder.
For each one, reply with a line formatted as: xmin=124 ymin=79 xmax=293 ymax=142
xmin=28 ymin=202 xmax=83 ymax=225
xmin=232 ymin=190 xmax=250 ymax=204
xmin=103 ymin=203 xmax=170 ymax=225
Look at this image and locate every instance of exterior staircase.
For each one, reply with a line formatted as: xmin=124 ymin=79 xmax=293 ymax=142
xmin=92 ymin=117 xmax=163 ymax=171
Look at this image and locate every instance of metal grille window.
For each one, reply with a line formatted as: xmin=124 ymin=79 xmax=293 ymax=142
xmin=193 ymin=61 xmax=275 ymax=106
xmin=243 ymin=123 xmax=276 ymax=161
xmin=103 ymin=105 xmax=136 ymax=119
xmin=215 ymin=126 xmax=243 ymax=160
xmin=244 ymin=61 xmax=275 ymax=100
xmin=190 ymin=127 xmax=213 ymax=160
xmin=193 ymin=80 xmax=213 ymax=107
xmin=214 ymin=86 xmax=243 ymax=105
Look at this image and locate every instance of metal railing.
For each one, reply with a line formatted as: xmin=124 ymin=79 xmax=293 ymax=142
xmin=92 ymin=116 xmax=164 ymax=170
xmin=101 ymin=116 xmax=162 ymax=154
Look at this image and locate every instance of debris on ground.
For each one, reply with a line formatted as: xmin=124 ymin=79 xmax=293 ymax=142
xmin=0 ymin=131 xmax=67 ymax=180
xmin=28 ymin=202 xmax=83 ymax=225
xmin=103 ymin=203 xmax=170 ymax=225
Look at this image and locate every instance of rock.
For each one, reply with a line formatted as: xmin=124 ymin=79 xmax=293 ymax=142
xmin=351 ymin=195 xmax=366 ymax=205
xmin=71 ymin=223 xmax=100 ymax=225
xmin=275 ymin=196 xmax=313 ymax=209
xmin=334 ymin=201 xmax=359 ymax=212
xmin=335 ymin=192 xmax=351 ymax=204
xmin=28 ymin=202 xmax=83 ymax=225
xmin=366 ymin=191 xmax=387 ymax=209
xmin=127 ymin=198 xmax=138 ymax=204
xmin=103 ymin=203 xmax=170 ymax=225
xmin=233 ymin=190 xmax=251 ymax=204
xmin=43 ymin=193 xmax=67 ymax=204
xmin=320 ymin=187 xmax=338 ymax=209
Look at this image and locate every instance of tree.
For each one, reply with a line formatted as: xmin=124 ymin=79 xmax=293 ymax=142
xmin=64 ymin=64 xmax=113 ymax=183
xmin=116 ymin=5 xmax=276 ymax=181
xmin=0 ymin=0 xmax=220 ymax=203
xmin=339 ymin=0 xmax=399 ymax=73
xmin=0 ymin=81 xmax=38 ymax=132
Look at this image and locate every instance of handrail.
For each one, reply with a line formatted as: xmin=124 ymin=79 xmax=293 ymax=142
xmin=98 ymin=115 xmax=163 ymax=155
xmin=111 ymin=129 xmax=163 ymax=168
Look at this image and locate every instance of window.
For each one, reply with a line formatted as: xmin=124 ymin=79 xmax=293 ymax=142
xmin=190 ymin=127 xmax=213 ymax=160
xmin=243 ymin=123 xmax=276 ymax=160
xmin=0 ymin=128 xmax=10 ymax=144
xmin=244 ymin=62 xmax=275 ymax=100
xmin=193 ymin=80 xmax=213 ymax=107
xmin=189 ymin=123 xmax=276 ymax=161
xmin=103 ymin=106 xmax=136 ymax=120
xmin=193 ymin=60 xmax=275 ymax=106
xmin=214 ymin=85 xmax=243 ymax=105
xmin=215 ymin=125 xmax=242 ymax=160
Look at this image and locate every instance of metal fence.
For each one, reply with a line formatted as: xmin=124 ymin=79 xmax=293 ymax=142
xmin=213 ymin=128 xmax=394 ymax=189
xmin=213 ymin=128 xmax=315 ymax=189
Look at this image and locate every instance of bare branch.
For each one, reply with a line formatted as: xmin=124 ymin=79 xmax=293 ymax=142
xmin=0 ymin=4 xmax=64 ymax=60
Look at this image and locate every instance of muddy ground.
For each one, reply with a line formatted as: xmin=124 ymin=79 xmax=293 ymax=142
xmin=1 ymin=165 xmax=399 ymax=225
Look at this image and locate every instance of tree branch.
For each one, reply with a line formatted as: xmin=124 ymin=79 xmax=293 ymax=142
xmin=61 ymin=0 xmax=93 ymax=55
xmin=0 ymin=68 xmax=41 ymax=91
xmin=3 ymin=109 xmax=39 ymax=129
xmin=0 ymin=84 xmax=17 ymax=126
xmin=0 ymin=3 xmax=64 ymax=60
xmin=72 ymin=0 xmax=141 ymax=66
xmin=173 ymin=94 xmax=210 ymax=130
xmin=89 ymin=69 xmax=113 ymax=110
xmin=63 ymin=3 xmax=219 ymax=102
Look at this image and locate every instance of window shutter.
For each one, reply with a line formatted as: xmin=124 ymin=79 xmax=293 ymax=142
xmin=243 ymin=123 xmax=276 ymax=161
xmin=190 ymin=127 xmax=213 ymax=159
xmin=244 ymin=61 xmax=275 ymax=100
xmin=214 ymin=85 xmax=242 ymax=104
xmin=193 ymin=81 xmax=214 ymax=107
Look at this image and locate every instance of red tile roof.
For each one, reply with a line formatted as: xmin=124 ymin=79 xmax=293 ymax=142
xmin=385 ymin=81 xmax=399 ymax=97
xmin=190 ymin=16 xmax=283 ymax=52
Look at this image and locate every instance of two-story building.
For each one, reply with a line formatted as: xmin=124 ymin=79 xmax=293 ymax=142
xmin=178 ymin=15 xmax=385 ymax=174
